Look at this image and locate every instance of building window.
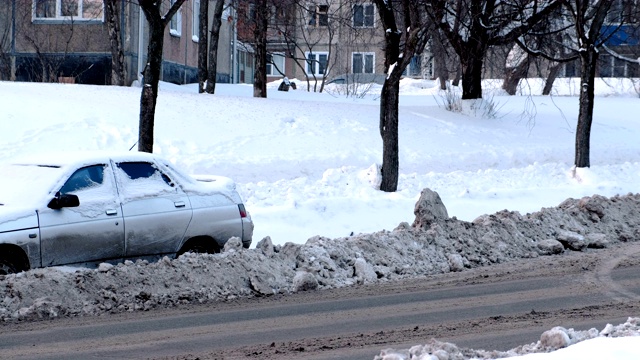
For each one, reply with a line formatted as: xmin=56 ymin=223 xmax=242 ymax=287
xmin=405 ymin=55 xmax=422 ymax=77
xmin=267 ymin=53 xmax=286 ymax=76
xmin=606 ymin=0 xmax=625 ymax=23
xmin=170 ymin=0 xmax=182 ymax=37
xmin=306 ymin=52 xmax=328 ymax=76
xmin=599 ymin=54 xmax=637 ymax=77
xmin=563 ymin=60 xmax=577 ymax=77
xmin=353 ymin=4 xmax=374 ymax=27
xmin=352 ymin=52 xmax=374 ymax=74
xmin=192 ymin=0 xmax=200 ymax=42
xmin=308 ymin=4 xmax=329 ymax=27
xmin=33 ymin=0 xmax=103 ymax=21
xmin=245 ymin=3 xmax=257 ymax=21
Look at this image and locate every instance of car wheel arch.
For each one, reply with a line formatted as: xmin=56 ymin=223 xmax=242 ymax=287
xmin=177 ymin=236 xmax=221 ymax=257
xmin=0 ymin=244 xmax=31 ymax=275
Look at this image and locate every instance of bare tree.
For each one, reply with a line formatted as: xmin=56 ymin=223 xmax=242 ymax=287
xmin=253 ymin=0 xmax=270 ymax=97
xmin=502 ymin=43 xmax=530 ymax=95
xmin=137 ymin=0 xmax=187 ymax=153
xmin=430 ymin=26 xmax=455 ymax=90
xmin=197 ymin=0 xmax=210 ymax=93
xmin=507 ymin=6 xmax=574 ymax=96
xmin=565 ymin=0 xmax=615 ymax=168
xmin=517 ymin=1 xmax=639 ymax=168
xmin=425 ymin=0 xmax=561 ymax=99
xmin=197 ymin=0 xmax=226 ymax=94
xmin=206 ymin=0 xmax=226 ymax=93
xmin=374 ymin=0 xmax=430 ymax=192
xmin=581 ymin=2 xmax=627 ymax=168
xmin=105 ymin=0 xmax=126 ymax=86
xmin=274 ymin=0 xmax=350 ymax=93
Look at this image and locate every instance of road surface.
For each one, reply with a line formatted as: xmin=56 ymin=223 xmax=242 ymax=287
xmin=1 ymin=242 xmax=639 ymax=360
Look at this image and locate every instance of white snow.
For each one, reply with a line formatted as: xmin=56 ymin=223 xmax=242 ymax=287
xmin=1 ymin=77 xmax=639 ymax=358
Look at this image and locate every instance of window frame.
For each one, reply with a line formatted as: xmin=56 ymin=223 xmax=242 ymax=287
xmin=353 ymin=3 xmax=374 ymax=28
xmin=32 ymin=0 xmax=104 ymax=22
xmin=192 ymin=0 xmax=200 ymax=42
xmin=308 ymin=4 xmax=329 ymax=27
xmin=305 ymin=51 xmax=329 ymax=76
xmin=352 ymin=52 xmax=375 ymax=74
xmin=169 ymin=0 xmax=182 ymax=37
xmin=267 ymin=52 xmax=286 ymax=76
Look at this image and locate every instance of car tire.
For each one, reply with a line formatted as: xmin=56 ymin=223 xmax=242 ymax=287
xmin=0 ymin=249 xmax=25 ymax=275
xmin=177 ymin=237 xmax=219 ymax=257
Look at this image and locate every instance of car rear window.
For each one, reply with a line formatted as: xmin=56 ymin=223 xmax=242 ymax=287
xmin=117 ymin=162 xmax=173 ymax=186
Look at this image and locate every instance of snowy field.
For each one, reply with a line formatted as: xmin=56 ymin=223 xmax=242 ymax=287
xmin=2 ymin=78 xmax=639 ymax=247
xmin=1 ymin=77 xmax=639 ymax=358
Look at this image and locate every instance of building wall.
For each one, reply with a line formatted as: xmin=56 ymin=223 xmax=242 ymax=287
xmin=2 ymin=0 xmax=233 ymax=86
xmin=9 ymin=0 xmax=111 ymax=83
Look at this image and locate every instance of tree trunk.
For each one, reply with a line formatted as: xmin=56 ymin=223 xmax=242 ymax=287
xmin=137 ymin=0 xmax=186 ymax=153
xmin=502 ymin=55 xmax=529 ymax=95
xmin=205 ymin=0 xmax=225 ymax=94
xmin=379 ymin=74 xmax=401 ymax=192
xmin=374 ymin=0 xmax=429 ymax=192
xmin=105 ymin=0 xmax=125 ymax=86
xmin=460 ymin=53 xmax=484 ymax=99
xmin=253 ymin=0 xmax=268 ymax=98
xmin=376 ymin=3 xmax=401 ymax=192
xmin=197 ymin=0 xmax=209 ymax=93
xmin=575 ymin=46 xmax=598 ymax=168
xmin=431 ymin=27 xmax=449 ymax=90
xmin=452 ymin=65 xmax=461 ymax=87
xmin=542 ymin=62 xmax=562 ymax=96
xmin=138 ymin=21 xmax=164 ymax=153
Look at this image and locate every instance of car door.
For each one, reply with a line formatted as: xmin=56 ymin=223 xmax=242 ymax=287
xmin=113 ymin=161 xmax=192 ymax=258
xmin=38 ymin=163 xmax=125 ymax=266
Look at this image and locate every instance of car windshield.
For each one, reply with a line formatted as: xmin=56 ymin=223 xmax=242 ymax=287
xmin=0 ymin=164 xmax=65 ymax=206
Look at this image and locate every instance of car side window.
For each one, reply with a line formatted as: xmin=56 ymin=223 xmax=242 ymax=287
xmin=117 ymin=162 xmax=173 ymax=187
xmin=59 ymin=165 xmax=105 ymax=194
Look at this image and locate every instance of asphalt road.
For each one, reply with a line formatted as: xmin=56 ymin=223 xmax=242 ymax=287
xmin=1 ymin=242 xmax=639 ymax=360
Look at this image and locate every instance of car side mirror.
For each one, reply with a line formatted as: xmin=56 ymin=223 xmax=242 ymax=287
xmin=48 ymin=193 xmax=80 ymax=210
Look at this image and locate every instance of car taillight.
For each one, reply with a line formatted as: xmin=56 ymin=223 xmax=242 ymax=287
xmin=238 ymin=204 xmax=248 ymax=218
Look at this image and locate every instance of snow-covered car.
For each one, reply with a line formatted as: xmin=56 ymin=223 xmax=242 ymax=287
xmin=0 ymin=152 xmax=253 ymax=274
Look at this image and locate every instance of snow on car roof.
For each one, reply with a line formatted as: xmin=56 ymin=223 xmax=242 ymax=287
xmin=11 ymin=151 xmax=160 ymax=169
xmin=1 ymin=151 xmax=242 ymax=208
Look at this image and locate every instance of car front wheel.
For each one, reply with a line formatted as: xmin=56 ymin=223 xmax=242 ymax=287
xmin=0 ymin=249 xmax=25 ymax=275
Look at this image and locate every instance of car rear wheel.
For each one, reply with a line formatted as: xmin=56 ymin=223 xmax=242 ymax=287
xmin=177 ymin=237 xmax=219 ymax=257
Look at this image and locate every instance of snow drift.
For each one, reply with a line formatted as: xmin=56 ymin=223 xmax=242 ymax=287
xmin=1 ymin=190 xmax=638 ymax=322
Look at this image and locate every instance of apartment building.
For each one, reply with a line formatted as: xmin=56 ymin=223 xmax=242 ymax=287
xmin=0 ymin=0 xmax=234 ymax=85
xmin=235 ymin=1 xmax=398 ymax=85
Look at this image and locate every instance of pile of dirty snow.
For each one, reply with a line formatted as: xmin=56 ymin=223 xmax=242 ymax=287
xmin=375 ymin=317 xmax=640 ymax=359
xmin=1 ymin=190 xmax=639 ymax=322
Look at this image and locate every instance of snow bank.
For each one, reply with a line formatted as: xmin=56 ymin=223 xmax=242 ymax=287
xmin=1 ymin=191 xmax=639 ymax=322
xmin=375 ymin=317 xmax=640 ymax=360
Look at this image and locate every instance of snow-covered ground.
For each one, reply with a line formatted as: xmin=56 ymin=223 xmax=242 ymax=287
xmin=1 ymin=77 xmax=639 ymax=358
xmin=377 ymin=317 xmax=640 ymax=359
xmin=2 ymin=78 xmax=639 ymax=246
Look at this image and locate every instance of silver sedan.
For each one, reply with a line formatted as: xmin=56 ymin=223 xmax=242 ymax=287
xmin=0 ymin=152 xmax=253 ymax=274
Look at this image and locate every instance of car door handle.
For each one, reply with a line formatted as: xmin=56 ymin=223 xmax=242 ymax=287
xmin=174 ymin=201 xmax=186 ymax=208
xmin=106 ymin=209 xmax=118 ymax=216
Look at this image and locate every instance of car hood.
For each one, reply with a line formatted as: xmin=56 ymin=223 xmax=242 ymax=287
xmin=0 ymin=163 xmax=63 ymax=208
xmin=0 ymin=206 xmax=39 ymax=233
